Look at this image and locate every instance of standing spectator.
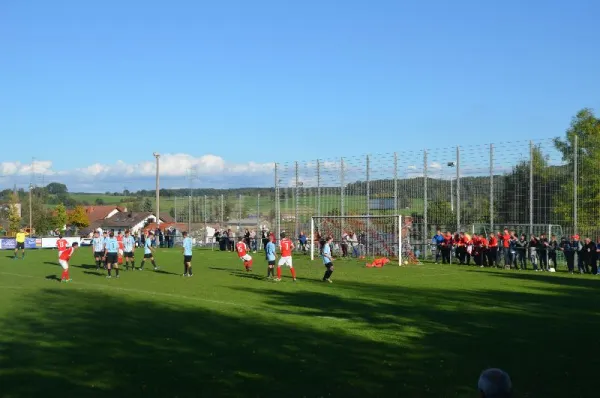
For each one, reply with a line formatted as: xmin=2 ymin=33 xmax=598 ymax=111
xmin=529 ymin=234 xmax=539 ymax=271
xmin=219 ymin=229 xmax=228 ymax=251
xmin=228 ymin=229 xmax=236 ymax=252
xmin=572 ymin=235 xmax=584 ymax=273
xmin=432 ymin=229 xmax=444 ymax=264
xmin=164 ymin=228 xmax=171 ymax=248
xmin=548 ymin=234 xmax=558 ymax=270
xmin=244 ymin=229 xmax=251 ymax=247
xmin=340 ymin=230 xmax=349 ymax=257
xmin=496 ymin=231 xmax=503 ymax=266
xmin=250 ymin=229 xmax=257 ymax=252
xmin=487 ymin=233 xmax=498 ymax=267
xmin=347 ymin=230 xmax=359 ymax=258
xmin=502 ymin=229 xmax=511 ymax=268
xmin=508 ymin=233 xmax=518 ymax=268
xmin=560 ymin=237 xmax=574 ymax=273
xmin=538 ymin=233 xmax=549 ymax=271
xmin=515 ymin=234 xmax=528 ymax=270
xmin=158 ymin=228 xmax=164 ymax=248
xmin=298 ymin=231 xmax=307 ymax=254
xmin=441 ymin=232 xmax=452 ymax=264
xmin=583 ymin=237 xmax=596 ymax=274
xmin=596 ymin=237 xmax=600 ymax=275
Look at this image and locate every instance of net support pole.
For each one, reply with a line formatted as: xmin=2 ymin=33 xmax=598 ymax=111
xmin=490 ymin=143 xmax=494 ymax=232
xmin=310 ymin=217 xmax=315 ymax=261
xmin=393 ymin=152 xmax=398 ymax=214
xmin=295 ymin=161 xmax=299 ymax=238
xmin=529 ymin=141 xmax=534 ymax=236
xmin=275 ymin=163 xmax=281 ymax=240
xmin=398 ymin=215 xmax=403 ymax=266
xmin=317 ymin=159 xmax=321 ymax=218
xmin=456 ymin=146 xmax=460 ymax=232
xmin=366 ymin=155 xmax=371 ymax=258
xmin=340 ymin=157 xmax=345 ymax=231
xmin=574 ymin=135 xmax=578 ymax=235
xmin=423 ymin=150 xmax=428 ymax=259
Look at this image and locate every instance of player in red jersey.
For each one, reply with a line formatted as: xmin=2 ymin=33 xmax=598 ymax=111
xmin=117 ymin=230 xmax=125 ymax=265
xmin=59 ymin=242 xmax=79 ymax=283
xmin=236 ymin=236 xmax=253 ymax=271
xmin=276 ymin=232 xmax=296 ymax=282
xmin=56 ymin=235 xmax=68 ymax=254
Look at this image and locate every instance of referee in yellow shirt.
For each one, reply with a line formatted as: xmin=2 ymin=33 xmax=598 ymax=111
xmin=14 ymin=229 xmax=26 ymax=260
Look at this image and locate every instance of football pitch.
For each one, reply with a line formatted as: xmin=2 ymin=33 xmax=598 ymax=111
xmin=0 ymin=249 xmax=598 ymax=397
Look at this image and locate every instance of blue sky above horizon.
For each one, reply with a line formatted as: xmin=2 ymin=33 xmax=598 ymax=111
xmin=1 ymin=0 xmax=599 ymax=192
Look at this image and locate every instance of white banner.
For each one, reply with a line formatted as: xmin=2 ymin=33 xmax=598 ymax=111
xmin=41 ymin=237 xmax=81 ymax=249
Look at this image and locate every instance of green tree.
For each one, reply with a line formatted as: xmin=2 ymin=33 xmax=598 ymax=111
xmin=95 ymin=198 xmax=105 ymax=205
xmin=553 ymin=108 xmax=600 ymax=232
xmin=68 ymin=205 xmax=90 ymax=230
xmin=46 ymin=182 xmax=68 ymax=195
xmin=142 ymin=198 xmax=153 ymax=212
xmin=8 ymin=193 xmax=22 ymax=233
xmin=53 ymin=203 xmax=68 ymax=231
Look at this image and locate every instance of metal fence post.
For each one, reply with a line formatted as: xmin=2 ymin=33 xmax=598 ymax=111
xmin=257 ymin=193 xmax=260 ymax=236
xmin=366 ymin=155 xmax=371 ymax=257
xmin=574 ymin=135 xmax=578 ymax=235
xmin=394 ymin=152 xmax=398 ymax=214
xmin=295 ymin=161 xmax=299 ymax=238
xmin=317 ymin=159 xmax=321 ymax=218
xmin=340 ymin=158 xmax=345 ymax=218
xmin=529 ymin=141 xmax=534 ymax=236
xmin=423 ymin=150 xmax=428 ymax=257
xmin=490 ymin=143 xmax=494 ymax=233
xmin=456 ymin=146 xmax=461 ymax=231
xmin=275 ymin=163 xmax=281 ymax=240
xmin=220 ymin=194 xmax=224 ymax=225
xmin=174 ymin=196 xmax=177 ymax=223
xmin=204 ymin=195 xmax=207 ymax=231
xmin=238 ymin=194 xmax=242 ymax=230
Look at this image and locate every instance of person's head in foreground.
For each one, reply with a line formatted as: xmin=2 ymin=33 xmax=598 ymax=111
xmin=478 ymin=368 xmax=512 ymax=398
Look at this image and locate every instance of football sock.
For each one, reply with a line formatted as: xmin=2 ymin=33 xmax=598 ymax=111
xmin=188 ymin=266 xmax=192 ymax=275
xmin=65 ymin=270 xmax=70 ymax=280
xmin=140 ymin=261 xmax=145 ymax=269
xmin=132 ymin=261 xmax=135 ymax=268
xmin=125 ymin=261 xmax=129 ymax=269
xmin=108 ymin=269 xmax=112 ymax=276
xmin=184 ymin=264 xmax=188 ymax=274
xmin=115 ymin=268 xmax=119 ymax=276
xmin=151 ymin=260 xmax=157 ymax=267
xmin=290 ymin=268 xmax=296 ymax=279
xmin=277 ymin=267 xmax=282 ymax=279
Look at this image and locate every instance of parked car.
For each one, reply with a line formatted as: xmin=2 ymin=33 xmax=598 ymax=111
xmin=80 ymin=238 xmax=92 ymax=246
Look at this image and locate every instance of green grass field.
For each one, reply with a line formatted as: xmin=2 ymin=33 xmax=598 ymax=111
xmin=1 ymin=249 xmax=598 ymax=397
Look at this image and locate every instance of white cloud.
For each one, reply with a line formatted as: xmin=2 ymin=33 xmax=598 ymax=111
xmin=0 ymin=154 xmax=275 ymax=191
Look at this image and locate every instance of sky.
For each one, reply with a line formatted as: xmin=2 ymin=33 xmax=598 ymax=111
xmin=1 ymin=0 xmax=599 ymax=192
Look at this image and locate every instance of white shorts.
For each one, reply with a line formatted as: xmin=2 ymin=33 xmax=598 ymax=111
xmin=59 ymin=260 xmax=69 ymax=270
xmin=278 ymin=256 xmax=293 ymax=267
xmin=240 ymin=254 xmax=252 ymax=262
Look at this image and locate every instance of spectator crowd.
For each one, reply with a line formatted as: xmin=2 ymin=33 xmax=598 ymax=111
xmin=432 ymin=228 xmax=600 ymax=275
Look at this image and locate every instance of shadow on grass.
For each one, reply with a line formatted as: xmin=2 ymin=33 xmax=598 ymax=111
xmin=1 ymin=274 xmax=600 ymax=397
xmin=44 ymin=275 xmax=60 ymax=282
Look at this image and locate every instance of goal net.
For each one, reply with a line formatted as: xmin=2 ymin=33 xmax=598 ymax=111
xmin=310 ymin=215 xmax=409 ymax=266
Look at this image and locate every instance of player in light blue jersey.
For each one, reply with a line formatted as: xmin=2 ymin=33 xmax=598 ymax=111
xmin=321 ymin=235 xmax=335 ymax=283
xmin=92 ymin=231 xmax=105 ymax=270
xmin=123 ymin=230 xmax=136 ymax=270
xmin=265 ymin=236 xmax=276 ymax=279
xmin=104 ymin=231 xmax=120 ymax=279
xmin=182 ymin=231 xmax=193 ymax=277
xmin=102 ymin=230 xmax=109 ymax=270
xmin=139 ymin=231 xmax=159 ymax=271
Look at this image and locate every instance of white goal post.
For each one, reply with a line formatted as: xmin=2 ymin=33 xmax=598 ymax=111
xmin=310 ymin=215 xmax=403 ymax=266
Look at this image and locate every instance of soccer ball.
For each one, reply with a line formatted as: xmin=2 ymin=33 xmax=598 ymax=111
xmin=403 ymin=260 xmax=408 ymax=265
xmin=549 ymin=268 xmax=556 ymax=273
